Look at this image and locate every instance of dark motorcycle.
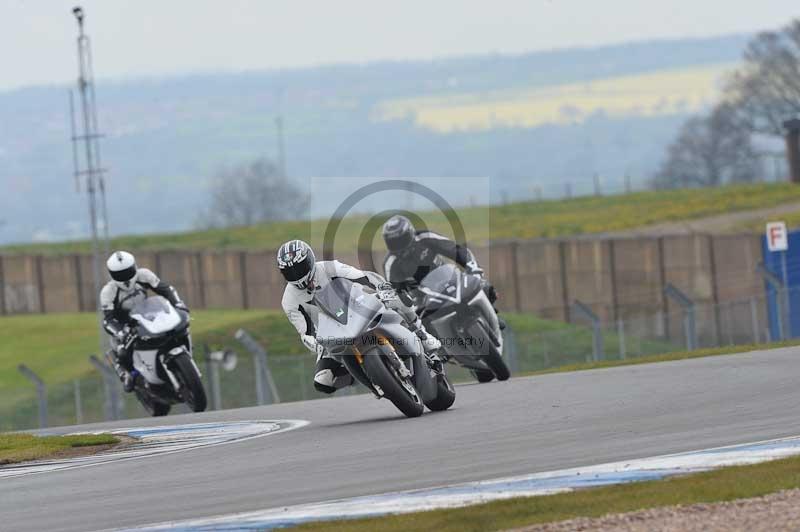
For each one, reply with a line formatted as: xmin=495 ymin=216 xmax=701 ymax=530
xmin=418 ymin=264 xmax=511 ymax=382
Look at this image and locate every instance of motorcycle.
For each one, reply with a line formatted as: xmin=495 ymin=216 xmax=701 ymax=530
xmin=315 ymin=277 xmax=456 ymax=418
xmin=108 ymin=296 xmax=207 ymax=416
xmin=417 ymin=264 xmax=511 ymax=383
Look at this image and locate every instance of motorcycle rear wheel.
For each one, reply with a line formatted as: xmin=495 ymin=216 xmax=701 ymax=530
xmin=135 ymin=388 xmax=171 ymax=417
xmin=472 ymin=368 xmax=495 ymax=383
xmin=425 ymin=374 xmax=456 ymax=411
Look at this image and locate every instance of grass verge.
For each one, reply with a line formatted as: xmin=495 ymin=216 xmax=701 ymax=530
xmin=293 ymin=454 xmax=800 ymax=532
xmin=0 ymin=432 xmax=119 ymax=465
xmin=2 ymin=183 xmax=799 ymax=255
xmin=520 ymin=340 xmax=800 ymax=377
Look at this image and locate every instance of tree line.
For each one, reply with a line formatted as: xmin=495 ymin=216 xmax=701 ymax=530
xmin=654 ymin=19 xmax=800 ymax=188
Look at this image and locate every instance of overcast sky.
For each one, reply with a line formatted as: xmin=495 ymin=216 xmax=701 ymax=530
xmin=2 ymin=0 xmax=797 ymax=91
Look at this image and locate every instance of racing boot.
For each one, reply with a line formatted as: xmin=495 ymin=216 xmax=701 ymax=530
xmin=110 ymin=349 xmax=136 ymax=393
xmin=412 ymin=326 xmax=442 ymax=355
xmin=113 ymin=361 xmax=135 ymax=393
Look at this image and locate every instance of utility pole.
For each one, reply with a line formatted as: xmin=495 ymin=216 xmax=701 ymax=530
xmin=70 ymin=6 xmax=110 ymax=352
xmin=275 ymin=115 xmax=286 ymax=178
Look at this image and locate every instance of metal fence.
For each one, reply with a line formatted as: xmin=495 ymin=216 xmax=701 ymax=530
xmin=1 ymin=290 xmax=793 ymax=432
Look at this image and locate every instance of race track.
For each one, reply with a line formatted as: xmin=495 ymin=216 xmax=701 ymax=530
xmin=3 ymin=347 xmax=800 ymax=532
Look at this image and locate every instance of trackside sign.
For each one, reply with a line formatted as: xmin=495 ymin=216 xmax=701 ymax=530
xmin=767 ymin=221 xmax=789 ymax=252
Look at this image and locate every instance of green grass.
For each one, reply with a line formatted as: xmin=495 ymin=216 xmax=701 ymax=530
xmin=740 ymin=207 xmax=800 ymax=234
xmin=0 ymin=433 xmax=119 ymax=465
xmin=521 ymin=340 xmax=800 ymax=377
xmin=0 ymin=309 xmax=301 ymax=391
xmin=293 ymin=454 xmax=800 ymax=532
xmin=2 ymin=183 xmax=799 ymax=255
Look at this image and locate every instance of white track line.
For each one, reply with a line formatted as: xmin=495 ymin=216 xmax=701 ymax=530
xmin=0 ymin=420 xmax=309 ymax=480
xmin=124 ymin=434 xmax=800 ymax=531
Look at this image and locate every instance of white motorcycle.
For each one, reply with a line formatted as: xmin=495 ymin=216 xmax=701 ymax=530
xmin=110 ymin=296 xmax=207 ymax=416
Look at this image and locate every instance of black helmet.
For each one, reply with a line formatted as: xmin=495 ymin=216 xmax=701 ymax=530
xmin=277 ymin=239 xmax=316 ymax=289
xmin=382 ymin=215 xmax=415 ymax=253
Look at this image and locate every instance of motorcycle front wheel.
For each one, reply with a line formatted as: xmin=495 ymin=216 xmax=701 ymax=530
xmin=361 ymin=345 xmax=424 ymax=418
xmin=467 ymin=322 xmax=511 ymax=381
xmin=171 ymin=354 xmax=208 ymax=413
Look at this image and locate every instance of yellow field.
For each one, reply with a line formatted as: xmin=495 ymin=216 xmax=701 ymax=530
xmin=375 ymin=63 xmax=735 ymax=132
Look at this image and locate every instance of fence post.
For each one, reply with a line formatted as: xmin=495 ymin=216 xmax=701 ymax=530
xmin=89 ymin=355 xmax=121 ymax=421
xmin=502 ymin=324 xmax=520 ymax=373
xmin=750 ymin=298 xmax=761 ymax=344
xmin=235 ymin=329 xmax=280 ymax=405
xmin=18 ymin=365 xmax=47 ymax=428
xmin=757 ymin=263 xmax=787 ymax=341
xmin=617 ymin=319 xmax=627 ymax=359
xmin=0 ymin=254 xmax=7 ymax=315
xmin=202 ymin=345 xmax=222 ymax=411
xmin=664 ymin=283 xmax=697 ymax=351
xmin=35 ymin=255 xmax=46 ymax=314
xmin=73 ymin=379 xmax=83 ymax=425
xmin=572 ymin=300 xmax=604 ymax=361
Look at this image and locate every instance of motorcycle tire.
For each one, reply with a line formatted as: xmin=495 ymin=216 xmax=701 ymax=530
xmin=472 ymin=369 xmax=495 ymax=383
xmin=135 ymin=387 xmax=171 ymax=417
xmin=425 ymin=373 xmax=456 ymax=411
xmin=172 ymin=353 xmax=207 ymax=413
xmin=467 ymin=322 xmax=511 ymax=381
xmin=361 ymin=345 xmax=424 ymax=418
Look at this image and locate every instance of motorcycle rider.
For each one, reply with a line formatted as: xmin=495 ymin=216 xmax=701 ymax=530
xmin=277 ymin=239 xmax=442 ymax=394
xmin=381 ymin=215 xmax=505 ymax=328
xmin=101 ymin=251 xmax=189 ymax=392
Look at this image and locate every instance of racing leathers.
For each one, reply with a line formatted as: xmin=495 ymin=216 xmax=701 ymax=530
xmin=100 ymin=268 xmax=186 ymax=389
xmin=281 ymin=260 xmax=441 ymax=394
xmin=382 ymin=230 xmax=499 ymax=311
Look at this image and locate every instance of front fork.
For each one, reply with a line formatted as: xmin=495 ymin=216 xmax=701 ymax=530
xmin=160 ymin=346 xmax=202 ymax=394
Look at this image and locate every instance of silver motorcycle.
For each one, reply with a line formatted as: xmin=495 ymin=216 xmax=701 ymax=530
xmin=315 ymin=277 xmax=456 ymax=418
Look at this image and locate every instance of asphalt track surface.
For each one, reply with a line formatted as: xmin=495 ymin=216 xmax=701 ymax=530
xmin=3 ymin=347 xmax=800 ymax=532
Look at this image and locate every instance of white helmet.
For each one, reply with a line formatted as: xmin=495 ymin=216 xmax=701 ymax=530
xmin=107 ymin=251 xmax=138 ymax=289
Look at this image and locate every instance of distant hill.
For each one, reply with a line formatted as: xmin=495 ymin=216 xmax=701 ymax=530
xmin=0 ymin=34 xmax=750 ymax=245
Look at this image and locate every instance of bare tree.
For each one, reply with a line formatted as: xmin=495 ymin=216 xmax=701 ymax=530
xmin=653 ymin=103 xmax=763 ymax=188
xmin=199 ymin=158 xmax=308 ymax=228
xmin=725 ymin=19 xmax=800 ymax=136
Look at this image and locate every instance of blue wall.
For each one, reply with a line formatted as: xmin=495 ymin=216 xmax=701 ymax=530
xmin=762 ymin=229 xmax=800 ymax=340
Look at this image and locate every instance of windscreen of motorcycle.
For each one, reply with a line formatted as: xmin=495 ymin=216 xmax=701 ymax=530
xmin=129 ymin=296 xmax=182 ymax=335
xmin=315 ymin=278 xmax=382 ymax=338
xmin=420 ymin=264 xmax=462 ymax=302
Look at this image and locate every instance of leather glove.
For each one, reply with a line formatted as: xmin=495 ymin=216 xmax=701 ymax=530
xmin=175 ymin=301 xmax=190 ymax=313
xmin=376 ymin=282 xmax=398 ymax=302
xmin=115 ymin=325 xmax=130 ymax=341
xmin=466 ymin=260 xmax=484 ymax=276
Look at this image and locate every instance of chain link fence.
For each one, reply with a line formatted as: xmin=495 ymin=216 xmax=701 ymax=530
xmin=1 ymin=290 xmax=791 ymax=432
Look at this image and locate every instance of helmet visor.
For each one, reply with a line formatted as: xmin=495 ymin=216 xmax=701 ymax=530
xmin=109 ymin=265 xmax=137 ymax=283
xmin=386 ymin=230 xmax=414 ymax=253
xmin=280 ymin=255 xmax=313 ymax=282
